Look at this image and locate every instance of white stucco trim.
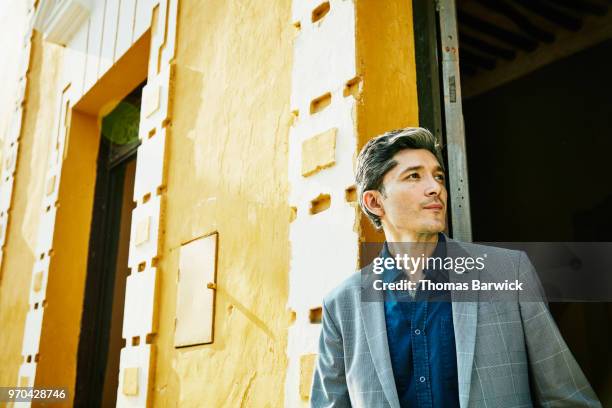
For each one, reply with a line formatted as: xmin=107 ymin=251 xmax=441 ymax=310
xmin=34 ymin=0 xmax=92 ymax=46
xmin=285 ymin=0 xmax=360 ymax=406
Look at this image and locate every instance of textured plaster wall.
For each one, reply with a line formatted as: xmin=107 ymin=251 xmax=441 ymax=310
xmin=355 ymin=0 xmax=419 ymax=142
xmin=35 ymin=110 xmax=100 ymax=402
xmin=285 ymin=0 xmax=361 ymax=405
xmin=355 ymin=0 xmax=420 ymax=243
xmin=0 ymin=0 xmax=421 ymax=403
xmin=0 ymin=0 xmax=28 ymax=154
xmin=0 ymin=34 xmax=63 ymax=387
xmin=151 ymin=0 xmax=293 ymax=406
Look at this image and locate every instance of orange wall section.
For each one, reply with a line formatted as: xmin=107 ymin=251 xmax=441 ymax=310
xmin=34 ymin=110 xmax=100 ymax=407
xmin=355 ymin=0 xmax=420 ymax=243
xmin=150 ymin=0 xmax=294 ymax=406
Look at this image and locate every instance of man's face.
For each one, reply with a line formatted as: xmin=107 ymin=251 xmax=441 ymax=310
xmin=377 ymin=148 xmax=447 ymax=236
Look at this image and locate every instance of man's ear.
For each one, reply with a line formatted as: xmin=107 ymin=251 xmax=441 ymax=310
xmin=363 ymin=190 xmax=385 ymax=217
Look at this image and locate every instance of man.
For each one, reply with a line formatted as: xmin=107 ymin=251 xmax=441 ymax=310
xmin=310 ymin=127 xmax=600 ymax=407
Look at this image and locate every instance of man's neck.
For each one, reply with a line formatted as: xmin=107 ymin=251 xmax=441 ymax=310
xmin=383 ymin=230 xmax=441 ymax=282
xmin=386 ymin=231 xmax=439 ymax=243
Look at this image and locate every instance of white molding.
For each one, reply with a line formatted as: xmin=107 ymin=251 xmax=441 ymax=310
xmin=34 ymin=0 xmax=91 ymax=46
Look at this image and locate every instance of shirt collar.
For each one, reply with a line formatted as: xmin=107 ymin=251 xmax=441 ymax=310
xmin=381 ymin=232 xmax=447 ymax=284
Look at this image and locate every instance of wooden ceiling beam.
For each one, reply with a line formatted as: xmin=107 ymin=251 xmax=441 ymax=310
xmin=514 ymin=0 xmax=583 ymax=31
xmin=460 ymin=47 xmax=497 ymax=70
xmin=542 ymin=0 xmax=608 ymax=16
xmin=459 ymin=31 xmax=517 ymax=60
xmin=477 ymin=0 xmax=555 ymax=43
xmin=461 ymin=11 xmax=612 ymax=98
xmin=458 ymin=11 xmax=538 ymax=51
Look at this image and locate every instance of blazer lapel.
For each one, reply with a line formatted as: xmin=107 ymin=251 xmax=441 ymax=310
xmin=359 ymin=271 xmax=401 ymax=408
xmin=447 ymin=236 xmax=479 ymax=408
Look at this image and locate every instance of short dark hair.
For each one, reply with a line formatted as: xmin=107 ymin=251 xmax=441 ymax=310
xmin=355 ymin=127 xmax=444 ymax=229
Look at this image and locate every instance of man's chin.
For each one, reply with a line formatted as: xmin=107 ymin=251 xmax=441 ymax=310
xmin=421 ymin=222 xmax=445 ymax=234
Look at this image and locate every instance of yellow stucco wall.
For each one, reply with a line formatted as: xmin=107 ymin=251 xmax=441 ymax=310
xmin=355 ymin=0 xmax=420 ymax=243
xmin=0 ymin=34 xmax=63 ymax=388
xmin=355 ymin=0 xmax=419 ymax=142
xmin=0 ymin=1 xmax=420 ymax=404
xmin=35 ymin=110 xmax=100 ymax=405
xmin=151 ymin=0 xmax=293 ymax=406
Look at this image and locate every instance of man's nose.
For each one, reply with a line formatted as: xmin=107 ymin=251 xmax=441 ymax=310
xmin=424 ymin=175 xmax=441 ymax=196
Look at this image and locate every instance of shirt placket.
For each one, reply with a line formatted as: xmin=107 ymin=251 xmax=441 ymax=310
xmin=411 ymin=297 xmax=432 ymax=408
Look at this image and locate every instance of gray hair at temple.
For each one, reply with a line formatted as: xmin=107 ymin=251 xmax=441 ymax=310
xmin=355 ymin=127 xmax=445 ymax=230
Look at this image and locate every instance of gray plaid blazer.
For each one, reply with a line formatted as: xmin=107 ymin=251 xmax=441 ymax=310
xmin=311 ymin=235 xmax=601 ymax=407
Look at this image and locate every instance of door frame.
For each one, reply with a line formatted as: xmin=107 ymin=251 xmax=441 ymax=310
xmin=413 ymin=0 xmax=473 ymax=242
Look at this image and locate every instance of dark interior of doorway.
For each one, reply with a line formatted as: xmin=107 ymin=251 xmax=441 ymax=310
xmin=74 ymin=84 xmax=143 ymax=407
xmin=463 ymin=39 xmax=612 ymax=404
xmin=413 ymin=0 xmax=612 ymax=404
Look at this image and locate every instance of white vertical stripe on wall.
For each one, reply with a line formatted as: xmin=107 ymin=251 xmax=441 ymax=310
xmin=115 ymin=0 xmax=137 ymax=63
xmin=99 ymin=0 xmax=121 ymax=78
xmin=84 ymin=0 xmax=106 ymax=93
xmin=133 ymin=0 xmax=152 ymax=43
xmin=65 ymin=16 xmax=90 ymax=99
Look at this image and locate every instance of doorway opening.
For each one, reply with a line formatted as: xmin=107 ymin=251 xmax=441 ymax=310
xmin=457 ymin=1 xmax=612 ymax=403
xmin=414 ymin=0 xmax=612 ymax=403
xmin=74 ymin=84 xmax=143 ymax=407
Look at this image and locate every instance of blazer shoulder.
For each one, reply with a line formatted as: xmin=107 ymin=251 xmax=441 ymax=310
xmin=454 ymin=239 xmax=524 ymax=265
xmin=322 ymin=270 xmax=363 ymax=311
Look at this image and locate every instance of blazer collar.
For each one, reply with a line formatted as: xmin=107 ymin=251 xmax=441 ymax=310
xmin=446 ymin=235 xmax=480 ymax=408
xmin=358 ymin=270 xmax=401 ymax=408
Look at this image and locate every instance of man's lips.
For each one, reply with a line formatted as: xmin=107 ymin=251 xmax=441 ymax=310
xmin=423 ymin=203 xmax=443 ymax=210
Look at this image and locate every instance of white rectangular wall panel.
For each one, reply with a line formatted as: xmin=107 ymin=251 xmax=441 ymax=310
xmin=174 ymin=233 xmax=218 ymax=347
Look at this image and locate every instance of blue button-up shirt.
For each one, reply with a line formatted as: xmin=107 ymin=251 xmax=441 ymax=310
xmin=382 ymin=233 xmax=460 ymax=408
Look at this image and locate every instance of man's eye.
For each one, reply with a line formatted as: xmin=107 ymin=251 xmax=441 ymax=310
xmin=435 ymin=174 xmax=446 ymax=181
xmin=405 ymin=173 xmax=419 ymax=180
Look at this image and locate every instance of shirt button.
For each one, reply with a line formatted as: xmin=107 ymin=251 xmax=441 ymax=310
xmin=414 ymin=329 xmax=421 ymax=335
xmin=419 ymin=376 xmax=426 ymax=383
